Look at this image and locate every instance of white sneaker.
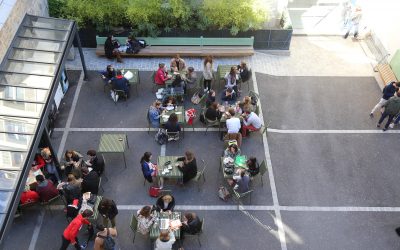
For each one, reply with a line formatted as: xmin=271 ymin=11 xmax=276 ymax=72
xmin=389 ymin=123 xmax=395 ymax=129
xmin=204 ymin=88 xmax=208 ymax=92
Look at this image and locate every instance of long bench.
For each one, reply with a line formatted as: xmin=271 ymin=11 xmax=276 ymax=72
xmin=95 ymin=36 xmax=254 ymax=57
xmin=376 ymin=49 xmax=400 ymax=87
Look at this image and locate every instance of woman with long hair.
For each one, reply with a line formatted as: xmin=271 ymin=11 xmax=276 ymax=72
xmin=203 ymin=55 xmax=213 ymax=91
xmin=165 ymin=113 xmax=181 ymax=133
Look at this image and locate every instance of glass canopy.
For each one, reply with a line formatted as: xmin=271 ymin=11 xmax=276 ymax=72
xmin=0 ymin=14 xmax=75 ymax=241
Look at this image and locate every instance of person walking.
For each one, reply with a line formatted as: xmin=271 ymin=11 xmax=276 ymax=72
xmin=203 ymin=55 xmax=213 ymax=92
xmin=377 ymin=91 xmax=400 ymax=131
xmin=343 ymin=6 xmax=362 ymax=39
xmin=370 ymin=81 xmax=399 ymax=117
xmin=98 ymin=198 xmax=118 ymax=228
xmin=60 ymin=209 xmax=93 ymax=250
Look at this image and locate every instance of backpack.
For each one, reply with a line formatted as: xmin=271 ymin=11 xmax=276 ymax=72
xmin=97 ymin=228 xmax=115 ymax=250
xmin=155 ymin=129 xmax=167 ymax=145
xmin=138 ymin=39 xmax=147 ymax=48
xmin=218 ymin=186 xmax=230 ymax=201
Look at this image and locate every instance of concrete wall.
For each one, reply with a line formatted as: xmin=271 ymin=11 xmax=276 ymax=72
xmin=360 ymin=0 xmax=400 ymax=61
xmin=0 ymin=0 xmax=49 ymax=63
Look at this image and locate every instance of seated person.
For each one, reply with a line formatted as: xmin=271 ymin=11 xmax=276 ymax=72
xmin=63 ymin=150 xmax=82 ymax=177
xmin=229 ymin=169 xmax=250 ymax=193
xmin=35 ymin=174 xmax=59 ymax=202
xmin=156 ymin=194 xmax=175 ymax=212
xmin=177 ymin=151 xmax=197 ymax=184
xmin=59 ymin=174 xmax=81 ymax=204
xmin=155 ymin=230 xmax=175 ymax=250
xmin=31 ymin=153 xmax=45 ymax=171
xmin=223 ymin=132 xmax=242 ymax=148
xmin=172 ymin=74 xmax=185 ymax=94
xmin=224 ymin=144 xmax=241 ymax=158
xmin=170 ymin=54 xmax=186 ymax=72
xmin=221 ymin=88 xmax=236 ymax=103
xmin=86 ymin=150 xmax=105 ymax=177
xmin=137 ymin=206 xmax=156 ymax=235
xmin=100 ymin=65 xmax=116 ymax=84
xmin=241 ymin=111 xmax=262 ymax=137
xmin=224 ymin=66 xmax=239 ymax=92
xmin=155 ymin=63 xmax=171 ymax=85
xmin=140 ymin=152 xmax=157 ymax=184
xmin=238 ymin=96 xmax=254 ymax=113
xmin=247 ymin=157 xmax=259 ymax=177
xmin=225 ymin=108 xmax=241 ymax=134
xmin=237 ymin=61 xmax=250 ymax=82
xmin=162 ymin=96 xmax=177 ymax=108
xmin=111 ymin=70 xmax=130 ymax=98
xmin=126 ymin=36 xmax=141 ymax=54
xmin=104 ymin=35 xmax=122 ymax=63
xmin=20 ymin=189 xmax=39 ymax=205
xmin=81 ymin=166 xmax=100 ymax=195
xmin=185 ymin=67 xmax=197 ymax=85
xmin=205 ymin=102 xmax=222 ymax=121
xmin=148 ymin=100 xmax=163 ymax=128
xmin=180 ymin=212 xmax=202 ymax=243
xmin=164 ymin=113 xmax=181 ymax=133
xmin=206 ymin=90 xmax=216 ymax=108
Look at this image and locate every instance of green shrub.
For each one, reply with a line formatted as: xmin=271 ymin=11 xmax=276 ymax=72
xmin=48 ymin=0 xmax=65 ymax=18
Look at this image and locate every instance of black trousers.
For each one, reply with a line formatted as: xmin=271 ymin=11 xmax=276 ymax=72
xmin=60 ymin=235 xmax=81 ymax=250
xmin=204 ymin=79 xmax=212 ymax=90
xmin=378 ymin=112 xmax=395 ymax=129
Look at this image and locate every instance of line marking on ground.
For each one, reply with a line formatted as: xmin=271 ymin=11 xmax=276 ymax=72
xmin=28 ymin=209 xmax=45 ymax=250
xmin=268 ymin=128 xmax=400 ymax=134
xmin=56 ymin=71 xmax=84 ymax=161
xmin=252 ymin=67 xmax=287 ymax=250
xmin=53 ymin=127 xmax=222 ymax=132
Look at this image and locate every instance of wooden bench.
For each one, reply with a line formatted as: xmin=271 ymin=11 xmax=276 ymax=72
xmin=95 ymin=36 xmax=254 ymax=57
xmin=376 ymin=49 xmax=400 ymax=87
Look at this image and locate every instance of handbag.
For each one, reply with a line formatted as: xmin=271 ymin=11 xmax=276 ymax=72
xmin=149 ymin=186 xmax=161 ymax=197
xmin=191 ymin=91 xmax=201 ymax=104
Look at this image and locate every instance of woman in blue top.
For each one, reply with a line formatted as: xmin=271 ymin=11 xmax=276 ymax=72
xmin=140 ymin=152 xmax=156 ymax=183
xmin=148 ymin=101 xmax=163 ymax=128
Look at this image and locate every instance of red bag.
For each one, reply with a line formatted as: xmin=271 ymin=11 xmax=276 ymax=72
xmin=149 ymin=186 xmax=160 ymax=197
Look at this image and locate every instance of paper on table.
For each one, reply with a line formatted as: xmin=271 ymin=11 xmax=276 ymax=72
xmin=175 ymin=112 xmax=182 ymax=114
xmin=170 ymin=219 xmax=182 ymax=229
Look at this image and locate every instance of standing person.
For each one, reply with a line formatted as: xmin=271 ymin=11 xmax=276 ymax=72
xmin=148 ymin=100 xmax=163 ymax=128
xmin=231 ymin=169 xmax=250 ymax=193
xmin=104 ymin=35 xmax=122 ymax=63
xmin=185 ymin=67 xmax=197 ymax=85
xmin=155 ymin=63 xmax=171 ymax=86
xmin=224 ymin=66 xmax=238 ymax=92
xmin=170 ymin=54 xmax=186 ymax=72
xmin=203 ymin=55 xmax=213 ymax=92
xmin=237 ymin=61 xmax=250 ymax=83
xmin=60 ymin=209 xmax=93 ymax=250
xmin=377 ymin=91 xmax=400 ymax=131
xmin=98 ymin=198 xmax=118 ymax=228
xmin=140 ymin=152 xmax=158 ymax=184
xmin=343 ymin=6 xmax=362 ymax=39
xmin=93 ymin=224 xmax=118 ymax=250
xmin=137 ymin=206 xmax=156 ymax=236
xmin=41 ymin=147 xmax=61 ymax=183
xmin=59 ymin=174 xmax=81 ymax=204
xmin=225 ymin=108 xmax=241 ymax=134
xmin=35 ymin=174 xmax=59 ymax=202
xmin=177 ymin=151 xmax=197 ymax=184
xmin=370 ymin=81 xmax=399 ymax=117
xmin=86 ymin=150 xmax=105 ymax=177
xmin=241 ymin=111 xmax=262 ymax=137
xmin=111 ymin=70 xmax=130 ymax=98
xmin=81 ymin=166 xmax=100 ymax=195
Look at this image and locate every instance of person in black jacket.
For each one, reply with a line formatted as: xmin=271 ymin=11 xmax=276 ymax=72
xmin=177 ymin=151 xmax=197 ymax=184
xmin=370 ymin=81 xmax=400 ymax=117
xmin=155 ymin=194 xmax=175 ymax=212
xmin=111 ymin=70 xmax=130 ymax=98
xmin=237 ymin=61 xmax=250 ymax=82
xmin=164 ymin=113 xmax=181 ymax=133
xmin=60 ymin=174 xmax=81 ymax=205
xmin=81 ymin=167 xmax=100 ymax=195
xmin=205 ymin=102 xmax=222 ymax=121
xmin=180 ymin=212 xmax=201 ymax=241
xmin=86 ymin=150 xmax=105 ymax=177
xmin=104 ymin=35 xmax=122 ymax=63
xmin=98 ymin=198 xmax=118 ymax=227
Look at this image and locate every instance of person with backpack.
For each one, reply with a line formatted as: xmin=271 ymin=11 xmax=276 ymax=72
xmin=94 ymin=224 xmax=117 ymax=250
xmin=370 ymin=81 xmax=400 ymax=117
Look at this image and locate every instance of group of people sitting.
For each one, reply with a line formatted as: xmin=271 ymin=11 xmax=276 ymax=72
xmin=104 ymin=35 xmax=144 ymax=63
xmin=101 ymin=65 xmax=130 ymax=99
xmin=141 ymin=151 xmax=198 ymax=189
xmin=148 ymin=99 xmax=182 ymax=133
xmin=136 ymin=200 xmax=202 ymax=250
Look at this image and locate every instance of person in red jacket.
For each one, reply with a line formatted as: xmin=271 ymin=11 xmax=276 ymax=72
xmin=31 ymin=153 xmax=45 ymax=171
xmin=154 ymin=63 xmax=171 ymax=85
xmin=60 ymin=209 xmax=93 ymax=250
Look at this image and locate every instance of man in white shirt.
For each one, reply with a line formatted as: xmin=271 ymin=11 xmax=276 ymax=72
xmin=225 ymin=108 xmax=241 ymax=133
xmin=241 ymin=111 xmax=262 ymax=137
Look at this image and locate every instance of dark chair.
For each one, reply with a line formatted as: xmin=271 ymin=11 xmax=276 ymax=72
xmin=258 ymin=160 xmax=268 ymax=186
xmin=185 ymin=218 xmax=205 ymax=247
xmin=130 ymin=213 xmax=138 ymax=244
xmin=233 ymin=189 xmax=254 ymax=210
xmin=166 ymin=130 xmax=180 ymax=142
xmin=112 ymin=90 xmax=128 ymax=104
xmin=193 ymin=159 xmax=206 ymax=191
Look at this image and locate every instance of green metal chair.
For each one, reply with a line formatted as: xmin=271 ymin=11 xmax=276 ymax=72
xmin=258 ymin=160 xmax=268 ymax=186
xmin=112 ymin=89 xmax=128 ymax=104
xmin=185 ymin=218 xmax=205 ymax=247
xmin=193 ymin=159 xmax=206 ymax=191
xmin=130 ymin=213 xmax=138 ymax=244
xmin=233 ymin=189 xmax=254 ymax=210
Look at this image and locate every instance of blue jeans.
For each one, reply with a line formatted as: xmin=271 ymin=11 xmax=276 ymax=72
xmin=46 ymin=163 xmax=61 ymax=182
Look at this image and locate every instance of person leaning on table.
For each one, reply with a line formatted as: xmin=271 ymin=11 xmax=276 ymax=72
xmin=156 ymin=194 xmax=175 ymax=212
xmin=98 ymin=198 xmax=119 ymax=228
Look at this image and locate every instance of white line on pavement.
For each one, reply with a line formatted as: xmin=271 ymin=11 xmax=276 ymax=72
xmin=28 ymin=210 xmax=45 ymax=250
xmin=279 ymin=206 xmax=400 ymax=212
xmin=268 ymin=128 xmax=400 ymax=134
xmin=53 ymin=127 xmax=222 ymax=132
xmin=56 ymin=71 xmax=84 ymax=161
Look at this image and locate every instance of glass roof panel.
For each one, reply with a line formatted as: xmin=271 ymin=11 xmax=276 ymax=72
xmin=0 ymin=151 xmax=27 ymax=170
xmin=0 ymin=86 xmax=47 ymax=103
xmin=0 ymin=73 xmax=52 ymax=89
xmin=0 ymin=192 xmax=13 ymax=213
xmin=10 ymin=49 xmax=61 ymax=64
xmin=4 ymin=61 xmax=56 ymax=76
xmin=19 ymin=27 xmax=68 ymax=41
xmin=0 ymin=133 xmax=33 ymax=151
xmin=24 ymin=16 xmax=72 ymax=30
xmin=0 ymin=100 xmax=43 ymax=118
xmin=13 ymin=38 xmax=64 ymax=52
xmin=0 ymin=171 xmax=20 ymax=191
xmin=0 ymin=116 xmax=38 ymax=134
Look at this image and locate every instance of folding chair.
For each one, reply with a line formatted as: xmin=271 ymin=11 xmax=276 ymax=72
xmin=258 ymin=160 xmax=268 ymax=186
xmin=233 ymin=189 xmax=254 ymax=209
xmin=166 ymin=130 xmax=180 ymax=142
xmin=193 ymin=159 xmax=206 ymax=191
xmin=184 ymin=218 xmax=205 ymax=247
xmin=112 ymin=90 xmax=128 ymax=104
